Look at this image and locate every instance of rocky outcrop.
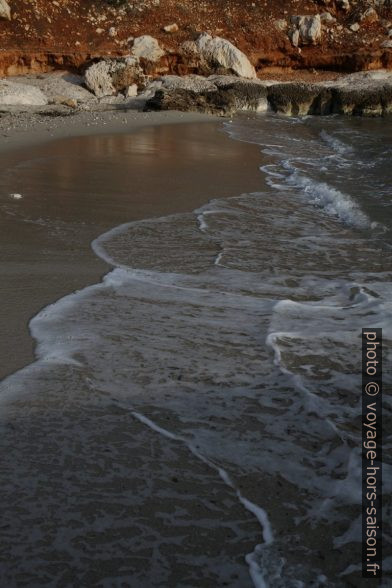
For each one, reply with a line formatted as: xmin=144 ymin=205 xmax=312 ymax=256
xmin=267 ymin=83 xmax=330 ymax=115
xmin=290 ymin=15 xmax=322 ymax=46
xmin=323 ymin=70 xmax=392 ymax=115
xmin=2 ymin=67 xmax=392 ymax=118
xmin=0 ymin=80 xmax=48 ymax=105
xmin=145 ymin=75 xmax=268 ymax=115
xmin=145 ymin=70 xmax=392 ymax=117
xmin=85 ymin=57 xmax=146 ymax=98
xmin=131 ymin=36 xmax=165 ymax=62
xmin=0 ymin=0 xmax=391 ymax=81
xmin=183 ymin=33 xmax=257 ymax=79
xmin=0 ymin=0 xmax=10 ymax=20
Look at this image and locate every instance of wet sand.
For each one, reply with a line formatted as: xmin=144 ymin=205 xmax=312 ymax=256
xmin=0 ymin=112 xmax=264 ymax=379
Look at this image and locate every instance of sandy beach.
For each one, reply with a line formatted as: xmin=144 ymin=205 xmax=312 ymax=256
xmin=0 ymin=110 xmax=264 ymax=379
xmin=0 ymin=103 xmax=390 ymax=586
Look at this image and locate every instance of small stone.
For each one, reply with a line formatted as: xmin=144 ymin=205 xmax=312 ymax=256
xmin=108 ymin=27 xmax=117 ymax=38
xmin=52 ymin=95 xmax=78 ymax=108
xmin=291 ymin=29 xmax=300 ymax=47
xmin=361 ymin=8 xmax=378 ymax=24
xmin=381 ymin=40 xmax=392 ymax=48
xmin=320 ymin=12 xmax=336 ymax=24
xmin=289 ymin=15 xmax=322 ymax=46
xmin=125 ymin=84 xmax=138 ymax=98
xmin=0 ymin=0 xmax=11 ymax=20
xmin=337 ymin=0 xmax=350 ymax=12
xmin=163 ymin=23 xmax=179 ymax=33
xmin=350 ymin=23 xmax=360 ymax=32
xmin=132 ymin=35 xmax=165 ymax=62
xmin=275 ymin=19 xmax=287 ymax=31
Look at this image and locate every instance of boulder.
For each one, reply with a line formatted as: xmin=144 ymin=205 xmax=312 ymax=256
xmin=0 ymin=0 xmax=10 ymax=20
xmin=0 ymin=80 xmax=48 ymax=106
xmin=290 ymin=15 xmax=322 ymax=46
xmin=131 ymin=35 xmax=165 ymax=62
xmin=85 ymin=57 xmax=146 ymax=98
xmin=193 ymin=33 xmax=257 ymax=79
xmin=40 ymin=73 xmax=95 ymax=104
xmin=85 ymin=61 xmax=116 ymax=97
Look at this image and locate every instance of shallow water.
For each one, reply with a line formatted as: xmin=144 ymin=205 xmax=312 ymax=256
xmin=0 ymin=115 xmax=391 ymax=587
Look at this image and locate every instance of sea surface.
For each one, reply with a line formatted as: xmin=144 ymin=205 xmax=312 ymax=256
xmin=0 ymin=115 xmax=391 ymax=587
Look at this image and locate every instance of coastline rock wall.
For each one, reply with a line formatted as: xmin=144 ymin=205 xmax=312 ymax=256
xmin=144 ymin=71 xmax=392 ymax=117
xmin=1 ymin=67 xmax=391 ymax=118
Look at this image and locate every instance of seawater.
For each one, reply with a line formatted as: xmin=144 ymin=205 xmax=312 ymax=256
xmin=0 ymin=115 xmax=391 ymax=587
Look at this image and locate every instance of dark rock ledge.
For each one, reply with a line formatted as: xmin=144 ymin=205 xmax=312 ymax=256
xmin=144 ymin=71 xmax=392 ymax=117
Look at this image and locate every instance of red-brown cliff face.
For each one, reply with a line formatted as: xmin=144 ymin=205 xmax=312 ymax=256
xmin=0 ymin=0 xmax=391 ymax=77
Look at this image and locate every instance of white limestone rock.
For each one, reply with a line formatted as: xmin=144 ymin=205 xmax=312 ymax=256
xmin=0 ymin=80 xmax=48 ymax=106
xmin=85 ymin=57 xmax=144 ymax=98
xmin=85 ymin=61 xmax=116 ymax=97
xmin=125 ymin=83 xmax=138 ymax=97
xmin=195 ymin=33 xmax=257 ymax=79
xmin=131 ymin=35 xmax=165 ymax=62
xmin=0 ymin=0 xmax=11 ymax=20
xmin=290 ymin=15 xmax=322 ymax=46
xmin=42 ymin=73 xmax=95 ymax=103
xmin=163 ymin=23 xmax=179 ymax=33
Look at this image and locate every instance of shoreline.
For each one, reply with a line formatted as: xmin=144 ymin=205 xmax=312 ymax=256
xmin=0 ymin=110 xmax=265 ymax=380
xmin=0 ymin=108 xmax=218 ymax=154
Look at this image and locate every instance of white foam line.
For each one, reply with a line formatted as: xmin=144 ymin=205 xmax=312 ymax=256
xmin=197 ymin=213 xmax=208 ymax=232
xmin=320 ymin=129 xmax=352 ymax=156
xmin=131 ymin=410 xmax=273 ymax=588
xmin=92 ymin=213 xmax=185 ymax=268
xmin=214 ymin=251 xmax=224 ymax=266
xmin=106 ymin=267 xmax=267 ymax=305
xmin=266 ymin=330 xmax=347 ymax=440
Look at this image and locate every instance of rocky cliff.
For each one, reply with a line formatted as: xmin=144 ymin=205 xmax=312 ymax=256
xmin=0 ymin=0 xmax=391 ymax=78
